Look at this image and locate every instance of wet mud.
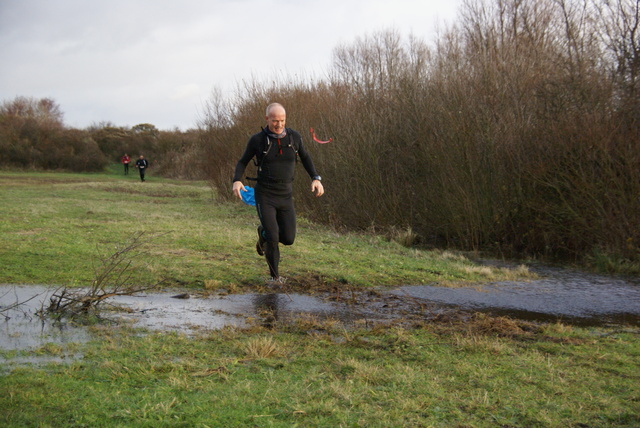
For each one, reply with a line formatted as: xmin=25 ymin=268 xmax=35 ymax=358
xmin=1 ymin=263 xmax=639 ymax=354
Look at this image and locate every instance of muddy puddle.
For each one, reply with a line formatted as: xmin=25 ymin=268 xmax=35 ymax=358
xmin=391 ymin=263 xmax=640 ymax=326
xmin=0 ymin=285 xmax=391 ymax=353
xmin=1 ymin=264 xmax=639 ymax=354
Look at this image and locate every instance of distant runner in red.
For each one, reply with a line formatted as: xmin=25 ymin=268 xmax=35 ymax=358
xmin=121 ymin=153 xmax=131 ymax=175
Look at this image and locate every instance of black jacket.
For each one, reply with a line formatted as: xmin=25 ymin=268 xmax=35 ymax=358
xmin=233 ymin=128 xmax=318 ymax=192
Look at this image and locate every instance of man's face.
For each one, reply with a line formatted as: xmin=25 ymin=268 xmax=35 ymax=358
xmin=266 ymin=106 xmax=286 ymax=135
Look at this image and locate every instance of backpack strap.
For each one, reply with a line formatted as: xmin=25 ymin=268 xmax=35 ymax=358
xmin=247 ymin=128 xmax=298 ymax=181
xmin=247 ymin=133 xmax=273 ymax=181
xmin=287 ymin=128 xmax=299 ymax=162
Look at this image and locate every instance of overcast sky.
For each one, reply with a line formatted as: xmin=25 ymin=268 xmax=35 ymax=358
xmin=0 ymin=0 xmax=462 ymax=131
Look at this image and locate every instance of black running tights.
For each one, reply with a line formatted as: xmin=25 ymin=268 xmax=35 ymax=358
xmin=255 ymin=189 xmax=296 ymax=278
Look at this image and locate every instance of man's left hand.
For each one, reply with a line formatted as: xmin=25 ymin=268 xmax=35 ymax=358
xmin=311 ymin=180 xmax=324 ymax=197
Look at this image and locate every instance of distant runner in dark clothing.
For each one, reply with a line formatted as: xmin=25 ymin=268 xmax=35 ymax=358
xmin=233 ymin=103 xmax=324 ymax=283
xmin=121 ymin=154 xmax=130 ymax=175
xmin=135 ymin=155 xmax=149 ymax=182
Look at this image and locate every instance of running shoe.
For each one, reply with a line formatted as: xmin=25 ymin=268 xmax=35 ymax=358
xmin=266 ymin=276 xmax=287 ymax=285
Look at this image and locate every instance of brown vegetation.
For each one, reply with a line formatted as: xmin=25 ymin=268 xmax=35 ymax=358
xmin=0 ymin=98 xmax=203 ymax=177
xmin=87 ymin=122 xmax=204 ymax=179
xmin=0 ymin=96 xmax=106 ymax=171
xmin=200 ymin=0 xmax=640 ymax=266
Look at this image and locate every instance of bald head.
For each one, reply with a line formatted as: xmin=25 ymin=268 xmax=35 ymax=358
xmin=265 ymin=103 xmax=286 ymax=135
xmin=266 ymin=103 xmax=285 ymax=117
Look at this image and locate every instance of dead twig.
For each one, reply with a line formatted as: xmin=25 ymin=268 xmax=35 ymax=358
xmin=44 ymin=232 xmax=166 ymax=318
xmin=0 ymin=287 xmax=43 ymax=320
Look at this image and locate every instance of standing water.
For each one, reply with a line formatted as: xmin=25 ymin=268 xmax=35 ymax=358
xmin=392 ymin=263 xmax=640 ymax=326
xmin=2 ymin=264 xmax=639 ymax=353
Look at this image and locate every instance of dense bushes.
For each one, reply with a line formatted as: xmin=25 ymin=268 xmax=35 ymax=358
xmin=0 ymin=97 xmax=108 ymax=171
xmin=0 ymin=99 xmax=203 ymax=177
xmin=201 ymin=0 xmax=640 ymax=266
xmin=86 ymin=122 xmax=203 ymax=179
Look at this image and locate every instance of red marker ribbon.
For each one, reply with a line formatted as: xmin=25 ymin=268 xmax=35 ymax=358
xmin=310 ymin=127 xmax=333 ymax=144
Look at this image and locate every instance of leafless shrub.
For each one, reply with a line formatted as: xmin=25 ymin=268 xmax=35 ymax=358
xmin=0 ymin=96 xmax=108 ymax=171
xmin=199 ymin=1 xmax=639 ymax=265
xmin=43 ymin=232 xmax=164 ymax=318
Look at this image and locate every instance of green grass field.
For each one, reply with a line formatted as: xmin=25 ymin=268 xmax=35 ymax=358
xmin=1 ymin=170 xmax=639 ymax=427
xmin=0 ymin=169 xmax=529 ymax=290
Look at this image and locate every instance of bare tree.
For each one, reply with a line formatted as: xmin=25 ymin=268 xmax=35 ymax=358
xmin=594 ymin=0 xmax=640 ymax=120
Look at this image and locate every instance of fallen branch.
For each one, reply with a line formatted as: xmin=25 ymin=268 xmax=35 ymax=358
xmin=43 ymin=232 xmax=166 ymax=318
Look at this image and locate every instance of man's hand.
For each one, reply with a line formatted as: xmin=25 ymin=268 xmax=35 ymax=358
xmin=233 ymin=181 xmax=247 ymax=200
xmin=311 ymin=180 xmax=324 ymax=197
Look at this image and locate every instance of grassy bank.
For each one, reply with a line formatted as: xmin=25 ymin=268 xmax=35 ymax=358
xmin=1 ymin=170 xmax=639 ymax=427
xmin=0 ymin=169 xmax=529 ymax=290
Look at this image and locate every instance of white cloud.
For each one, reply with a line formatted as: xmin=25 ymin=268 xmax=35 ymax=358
xmin=0 ymin=0 xmax=462 ymax=130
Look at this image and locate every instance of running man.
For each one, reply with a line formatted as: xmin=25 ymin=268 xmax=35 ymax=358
xmin=232 ymin=103 xmax=324 ymax=283
xmin=135 ymin=155 xmax=149 ymax=182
